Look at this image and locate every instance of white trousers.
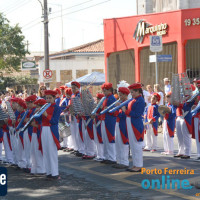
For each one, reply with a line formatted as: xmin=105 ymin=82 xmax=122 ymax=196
xmin=75 ymin=120 xmax=85 ymax=154
xmin=62 ymin=137 xmax=68 ymax=148
xmin=17 ymin=133 xmax=26 ymax=168
xmin=176 ymin=117 xmax=191 ymax=156
xmin=83 ymin=120 xmax=96 ymax=156
xmin=31 ymin=133 xmax=45 ymax=174
xmin=41 ymin=126 xmax=59 ymax=176
xmin=93 ymin=124 xmax=104 ymax=159
xmin=9 ymin=127 xmax=18 ymax=164
xmin=194 ymin=117 xmax=200 ymax=157
xmin=3 ymin=132 xmax=14 ymax=163
xmin=70 ymin=117 xmax=78 ymax=151
xmin=115 ymin=122 xmax=129 ymax=166
xmin=67 ymin=135 xmax=73 ymax=149
xmin=0 ymin=143 xmax=2 ymax=160
xmin=24 ymin=130 xmax=31 ymax=168
xmin=101 ymin=121 xmax=116 ymax=161
xmin=163 ymin=120 xmax=174 ymax=153
xmin=145 ymin=124 xmax=157 ymax=150
xmin=126 ymin=117 xmax=143 ymax=167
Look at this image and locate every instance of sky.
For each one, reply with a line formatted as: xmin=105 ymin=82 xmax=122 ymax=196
xmin=0 ymin=0 xmax=137 ymax=52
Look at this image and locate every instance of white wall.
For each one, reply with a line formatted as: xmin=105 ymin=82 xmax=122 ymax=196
xmin=38 ymin=55 xmax=105 ymax=83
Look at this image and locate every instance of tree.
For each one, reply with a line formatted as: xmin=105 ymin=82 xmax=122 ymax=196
xmin=0 ymin=76 xmax=37 ymax=90
xmin=0 ymin=13 xmax=27 ymax=73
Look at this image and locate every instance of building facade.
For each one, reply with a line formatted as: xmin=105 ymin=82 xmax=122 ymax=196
xmin=104 ymin=8 xmax=200 ymax=87
xmin=137 ymin=0 xmax=200 ymax=14
xmin=38 ymin=39 xmax=104 ymax=89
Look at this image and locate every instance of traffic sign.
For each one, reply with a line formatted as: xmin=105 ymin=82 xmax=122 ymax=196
xmin=157 ymin=55 xmax=172 ymax=62
xmin=150 ymin=36 xmax=162 ymax=52
xmin=43 ymin=69 xmax=52 ymax=79
xmin=149 ymin=55 xmax=157 ymax=63
xmin=43 ymin=78 xmax=53 ymax=83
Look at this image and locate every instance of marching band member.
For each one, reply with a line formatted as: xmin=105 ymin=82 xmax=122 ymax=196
xmin=112 ymin=87 xmax=130 ymax=169
xmin=174 ymin=85 xmax=196 ymax=159
xmin=59 ymin=86 xmax=68 ymax=150
xmin=0 ymin=127 xmax=3 ymax=162
xmin=100 ymin=83 xmax=117 ymax=164
xmin=143 ymin=93 xmax=160 ymax=152
xmin=93 ymin=93 xmax=105 ymax=161
xmin=161 ymin=92 xmax=176 ymax=155
xmin=0 ymin=100 xmax=5 ymax=162
xmin=82 ymin=115 xmax=96 ymax=159
xmin=54 ymin=88 xmax=61 ymax=106
xmin=24 ymin=95 xmax=37 ymax=172
xmin=10 ymin=98 xmax=20 ymax=165
xmin=63 ymin=88 xmax=73 ymax=151
xmin=3 ymin=114 xmax=14 ymax=164
xmin=30 ymin=99 xmax=46 ymax=174
xmin=124 ymin=83 xmax=145 ymax=172
xmin=39 ymin=90 xmax=61 ymax=179
xmin=191 ymin=80 xmax=200 ymax=161
xmin=69 ymin=81 xmax=85 ymax=157
xmin=15 ymin=98 xmax=27 ymax=169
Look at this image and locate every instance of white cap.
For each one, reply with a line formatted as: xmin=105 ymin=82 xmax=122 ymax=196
xmin=164 ymin=78 xmax=170 ymax=82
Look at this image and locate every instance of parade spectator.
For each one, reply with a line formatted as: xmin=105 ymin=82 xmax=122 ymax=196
xmin=164 ymin=78 xmax=171 ymax=95
xmin=146 ymin=85 xmax=153 ymax=104
xmin=38 ymin=85 xmax=47 ymax=99
xmin=23 ymin=89 xmax=28 ymax=99
xmin=154 ymin=84 xmax=164 ymax=106
xmin=193 ymin=78 xmax=199 ymax=94
xmin=142 ymin=83 xmax=150 ymax=105
xmin=10 ymin=89 xmax=15 ymax=98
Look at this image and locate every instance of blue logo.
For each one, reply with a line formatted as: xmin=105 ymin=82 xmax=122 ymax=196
xmin=151 ymin=36 xmax=161 ymax=46
xmin=0 ymin=167 xmax=7 ymax=196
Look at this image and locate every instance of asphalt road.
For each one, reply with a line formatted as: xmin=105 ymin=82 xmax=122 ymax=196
xmin=1 ymin=131 xmax=200 ymax=200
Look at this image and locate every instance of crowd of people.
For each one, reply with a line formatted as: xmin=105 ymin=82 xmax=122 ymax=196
xmin=0 ymin=77 xmax=200 ymax=180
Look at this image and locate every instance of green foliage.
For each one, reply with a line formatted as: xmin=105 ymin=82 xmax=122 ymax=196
xmin=0 ymin=13 xmax=27 ymax=72
xmin=0 ymin=76 xmax=37 ymax=90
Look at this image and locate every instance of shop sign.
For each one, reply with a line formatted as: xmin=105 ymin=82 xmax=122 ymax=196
xmin=184 ymin=18 xmax=200 ymax=26
xmin=133 ymin=19 xmax=168 ymax=43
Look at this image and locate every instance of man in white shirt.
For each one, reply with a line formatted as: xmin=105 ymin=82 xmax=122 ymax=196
xmin=164 ymin=78 xmax=171 ymax=95
xmin=141 ymin=84 xmax=150 ymax=105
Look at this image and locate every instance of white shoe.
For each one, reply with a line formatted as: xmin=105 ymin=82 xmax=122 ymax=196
xmin=194 ymin=157 xmax=200 ymax=162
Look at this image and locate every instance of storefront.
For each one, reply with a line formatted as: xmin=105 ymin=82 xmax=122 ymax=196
xmin=104 ymin=8 xmax=200 ymax=87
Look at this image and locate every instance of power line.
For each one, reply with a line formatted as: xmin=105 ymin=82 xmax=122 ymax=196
xmin=22 ymin=0 xmax=94 ymax=28
xmin=0 ymin=0 xmax=26 ymax=13
xmin=49 ymin=0 xmax=111 ymax=21
xmin=49 ymin=0 xmax=93 ymax=16
xmin=5 ymin=0 xmax=31 ymax=15
xmin=22 ymin=0 xmax=111 ymax=31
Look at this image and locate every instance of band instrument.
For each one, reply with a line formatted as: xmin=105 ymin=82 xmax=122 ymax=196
xmin=21 ymin=103 xmax=51 ymax=132
xmin=100 ymin=99 xmax=121 ymax=115
xmin=171 ymin=73 xmax=192 ymax=104
xmin=16 ymin=110 xmax=29 ymax=131
xmin=109 ymin=98 xmax=132 ymax=113
xmin=91 ymin=96 xmax=106 ymax=115
xmin=158 ymin=105 xmax=171 ymax=117
xmin=5 ymin=101 xmax=15 ymax=120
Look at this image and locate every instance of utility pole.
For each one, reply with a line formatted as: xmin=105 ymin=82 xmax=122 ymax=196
xmin=43 ymin=0 xmax=50 ymax=88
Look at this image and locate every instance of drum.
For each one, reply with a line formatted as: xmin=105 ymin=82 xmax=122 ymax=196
xmin=158 ymin=105 xmax=171 ymax=116
xmin=59 ymin=114 xmax=71 ymax=142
